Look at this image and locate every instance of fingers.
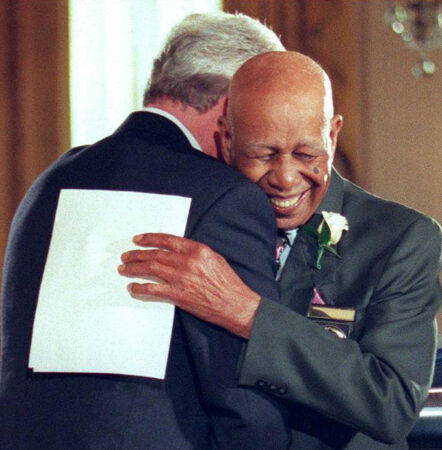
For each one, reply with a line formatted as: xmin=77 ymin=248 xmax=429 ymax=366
xmin=132 ymin=233 xmax=197 ymax=253
xmin=121 ymin=248 xmax=175 ymax=264
xmin=128 ymin=282 xmax=174 ymax=301
xmin=118 ymin=258 xmax=172 ymax=281
xmin=128 ymin=282 xmax=192 ymax=315
xmin=122 ymin=234 xmax=216 ymax=274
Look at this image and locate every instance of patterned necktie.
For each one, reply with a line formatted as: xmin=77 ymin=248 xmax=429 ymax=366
xmin=275 ymin=231 xmax=289 ymax=273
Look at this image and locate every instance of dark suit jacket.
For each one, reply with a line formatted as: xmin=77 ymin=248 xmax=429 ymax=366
xmin=238 ymin=170 xmax=441 ymax=449
xmin=0 ymin=112 xmax=291 ymax=449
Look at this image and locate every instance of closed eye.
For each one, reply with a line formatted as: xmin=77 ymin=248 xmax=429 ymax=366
xmin=254 ymin=153 xmax=275 ymax=161
xmin=294 ymin=152 xmax=316 ymax=161
xmin=247 ymin=149 xmax=276 ymax=161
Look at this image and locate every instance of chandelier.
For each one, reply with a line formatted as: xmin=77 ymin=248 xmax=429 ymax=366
xmin=385 ymin=0 xmax=442 ymax=77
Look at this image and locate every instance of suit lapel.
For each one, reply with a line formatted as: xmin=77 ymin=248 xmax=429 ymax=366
xmin=301 ymin=227 xmax=338 ymax=306
xmin=278 ymin=234 xmax=314 ymax=315
xmin=278 ymin=171 xmax=345 ymax=312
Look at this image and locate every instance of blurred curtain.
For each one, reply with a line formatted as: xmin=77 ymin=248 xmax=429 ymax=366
xmin=69 ymin=0 xmax=222 ymax=147
xmin=223 ymin=0 xmax=365 ymax=184
xmin=0 ymin=0 xmax=70 ymax=282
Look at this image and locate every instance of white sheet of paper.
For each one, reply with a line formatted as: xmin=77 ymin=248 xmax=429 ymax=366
xmin=28 ymin=189 xmax=191 ymax=379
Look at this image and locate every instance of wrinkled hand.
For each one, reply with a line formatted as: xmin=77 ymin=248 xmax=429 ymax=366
xmin=118 ymin=233 xmax=261 ymax=339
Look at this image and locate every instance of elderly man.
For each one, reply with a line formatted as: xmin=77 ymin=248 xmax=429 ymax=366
xmin=0 ymin=14 xmax=292 ymax=450
xmin=120 ymin=51 xmax=442 ymax=449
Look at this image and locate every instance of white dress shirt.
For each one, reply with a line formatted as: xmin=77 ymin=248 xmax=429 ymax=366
xmin=143 ymin=107 xmax=202 ymax=151
xmin=276 ymin=229 xmax=298 ymax=280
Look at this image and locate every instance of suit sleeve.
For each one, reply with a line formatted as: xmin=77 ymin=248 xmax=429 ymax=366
xmin=179 ymin=182 xmax=291 ymax=450
xmin=238 ymin=216 xmax=441 ymax=444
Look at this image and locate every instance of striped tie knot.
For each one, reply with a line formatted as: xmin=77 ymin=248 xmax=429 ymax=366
xmin=275 ymin=231 xmax=289 ymax=271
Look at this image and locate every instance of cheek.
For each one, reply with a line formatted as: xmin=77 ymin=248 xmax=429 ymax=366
xmin=309 ymin=160 xmax=331 ymax=184
xmin=314 ymin=183 xmax=328 ymax=197
xmin=309 ymin=177 xmax=330 ymax=207
xmin=234 ymin=160 xmax=267 ymax=184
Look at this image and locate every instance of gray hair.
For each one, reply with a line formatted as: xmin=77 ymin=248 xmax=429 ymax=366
xmin=143 ymin=12 xmax=285 ymax=112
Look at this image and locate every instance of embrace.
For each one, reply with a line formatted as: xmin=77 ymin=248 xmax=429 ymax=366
xmin=1 ymin=11 xmax=441 ymax=450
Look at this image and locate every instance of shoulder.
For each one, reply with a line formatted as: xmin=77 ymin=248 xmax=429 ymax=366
xmin=26 ymin=129 xmax=252 ymax=194
xmin=184 ymin=162 xmax=275 ymax=246
xmin=19 ymin=132 xmax=274 ymax=236
xmin=341 ymin=178 xmax=441 ymax=245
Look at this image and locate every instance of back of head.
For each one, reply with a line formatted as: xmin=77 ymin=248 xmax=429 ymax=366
xmin=143 ymin=12 xmax=285 ymax=113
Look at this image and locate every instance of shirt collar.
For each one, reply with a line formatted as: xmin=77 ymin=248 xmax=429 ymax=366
xmin=282 ymin=229 xmax=298 ymax=246
xmin=143 ymin=107 xmax=202 ymax=151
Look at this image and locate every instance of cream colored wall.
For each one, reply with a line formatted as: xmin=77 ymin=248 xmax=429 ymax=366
xmin=354 ymin=1 xmax=441 ymax=332
xmin=360 ymin=1 xmax=441 ymax=224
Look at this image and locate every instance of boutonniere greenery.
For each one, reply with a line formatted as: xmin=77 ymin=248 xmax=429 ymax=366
xmin=302 ymin=211 xmax=349 ymax=269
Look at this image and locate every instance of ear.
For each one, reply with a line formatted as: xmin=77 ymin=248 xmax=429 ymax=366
xmin=217 ymin=115 xmax=233 ymax=165
xmin=330 ymin=114 xmax=343 ymax=157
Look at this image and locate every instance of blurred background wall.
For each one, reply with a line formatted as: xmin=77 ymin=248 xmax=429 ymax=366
xmin=1 ymin=1 xmax=441 ymax=326
xmin=0 ymin=0 xmax=70 ymax=278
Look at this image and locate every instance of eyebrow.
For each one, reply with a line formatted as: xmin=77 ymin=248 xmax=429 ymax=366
xmin=244 ymin=143 xmax=276 ymax=152
xmin=296 ymin=142 xmax=327 ymax=153
xmin=246 ymin=142 xmax=327 ymax=154
xmin=244 ymin=139 xmax=327 ymax=153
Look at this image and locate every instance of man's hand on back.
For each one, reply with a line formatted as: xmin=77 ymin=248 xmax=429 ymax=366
xmin=118 ymin=233 xmax=260 ymax=339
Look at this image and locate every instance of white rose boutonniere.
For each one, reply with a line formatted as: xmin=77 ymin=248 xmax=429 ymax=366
xmin=303 ymin=211 xmax=349 ymax=269
xmin=319 ymin=212 xmax=349 ymax=245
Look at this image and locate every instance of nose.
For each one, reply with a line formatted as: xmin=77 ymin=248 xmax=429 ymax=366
xmin=267 ymin=157 xmax=302 ymax=191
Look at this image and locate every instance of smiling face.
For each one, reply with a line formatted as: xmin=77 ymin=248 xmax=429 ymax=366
xmin=220 ymin=52 xmax=342 ymax=230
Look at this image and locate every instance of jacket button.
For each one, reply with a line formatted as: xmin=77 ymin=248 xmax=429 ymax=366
xmin=269 ymin=384 xmax=278 ymax=391
xmin=256 ymin=380 xmax=267 ymax=388
xmin=277 ymin=387 xmax=287 ymax=395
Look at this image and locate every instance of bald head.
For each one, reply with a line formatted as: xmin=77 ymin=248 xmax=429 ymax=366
xmin=228 ymin=51 xmax=334 ymax=130
xmin=233 ymin=51 xmax=326 ymax=89
xmin=219 ymin=51 xmax=342 ymax=230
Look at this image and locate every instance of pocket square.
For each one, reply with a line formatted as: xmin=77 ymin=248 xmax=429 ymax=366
xmin=311 ymin=287 xmax=326 ymax=305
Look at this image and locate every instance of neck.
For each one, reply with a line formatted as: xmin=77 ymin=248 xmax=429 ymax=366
xmin=145 ymin=97 xmax=226 ymax=158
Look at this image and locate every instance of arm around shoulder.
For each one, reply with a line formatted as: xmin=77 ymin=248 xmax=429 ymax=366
xmin=180 ymin=181 xmax=291 ymax=449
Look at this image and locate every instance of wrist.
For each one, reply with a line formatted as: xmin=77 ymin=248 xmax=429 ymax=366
xmin=229 ymin=292 xmax=261 ymax=339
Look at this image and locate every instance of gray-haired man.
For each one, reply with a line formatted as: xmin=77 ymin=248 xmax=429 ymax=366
xmin=0 ymin=13 xmax=291 ymax=449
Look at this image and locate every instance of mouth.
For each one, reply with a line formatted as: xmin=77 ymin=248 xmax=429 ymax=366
xmin=270 ymin=191 xmax=307 ymax=213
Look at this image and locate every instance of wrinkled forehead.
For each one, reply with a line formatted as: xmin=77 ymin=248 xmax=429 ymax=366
xmin=227 ymin=80 xmax=327 ymax=126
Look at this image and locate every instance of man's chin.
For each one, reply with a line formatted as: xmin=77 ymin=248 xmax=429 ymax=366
xmin=276 ymin=209 xmax=317 ymax=230
xmin=276 ymin=216 xmax=303 ymax=231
